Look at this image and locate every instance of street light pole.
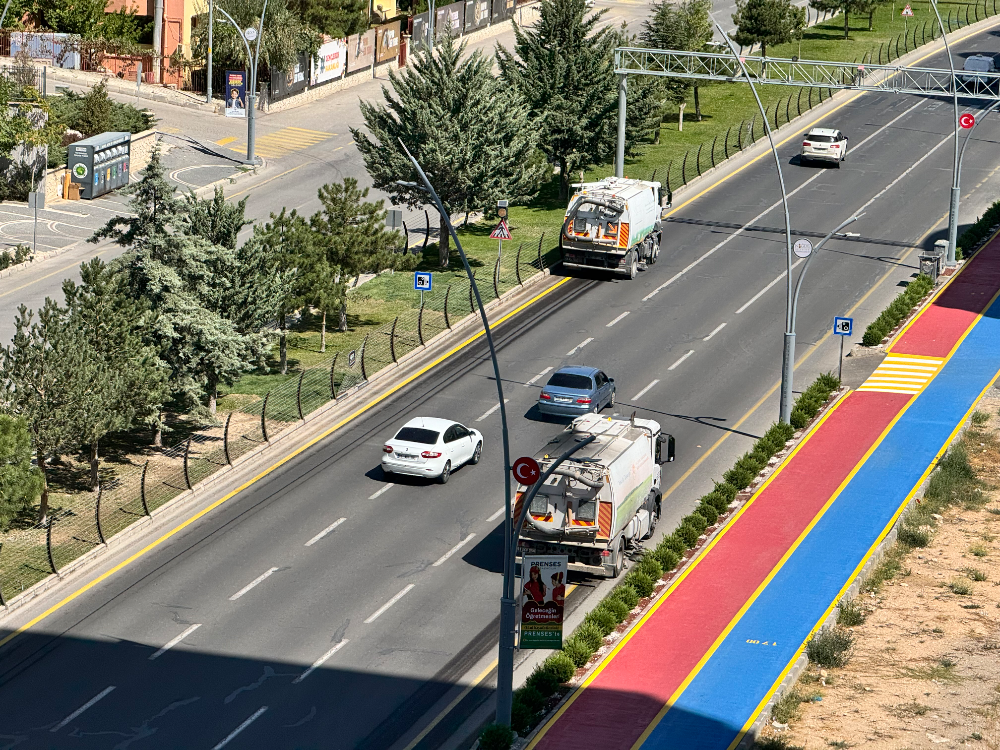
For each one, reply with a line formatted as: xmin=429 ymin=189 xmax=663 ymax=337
xmin=930 ymin=0 xmax=960 ymax=267
xmin=790 ymin=214 xmax=863 ymax=334
xmin=958 ymin=101 xmax=999 ymax=179
xmin=206 ymin=0 xmax=214 ymax=104
xmin=715 ymin=22 xmax=795 ymax=424
xmin=427 ymin=0 xmax=436 ymax=54
xmin=214 ymin=0 xmax=267 ymax=165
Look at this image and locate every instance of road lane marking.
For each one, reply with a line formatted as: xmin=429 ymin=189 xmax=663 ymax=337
xmin=524 ymin=367 xmax=552 ymax=386
xmin=703 ymin=323 xmax=726 ymax=341
xmin=305 ymin=518 xmax=347 ymax=546
xmin=476 ymin=399 xmax=510 ymax=422
xmin=565 ymin=337 xmax=594 ymax=356
xmin=631 ymin=379 xmax=660 ymax=400
xmin=735 ymin=259 xmax=804 ymax=315
xmin=292 ymin=640 xmax=349 ymax=683
xmin=149 ymin=624 xmax=201 ymax=660
xmin=606 ymin=311 xmax=630 ymax=327
xmin=50 ymin=686 xmax=115 ymax=732
xmin=214 ymin=136 xmax=238 ymax=146
xmin=212 ymin=706 xmax=268 ymax=749
xmin=667 ymin=351 xmax=695 ymax=371
xmin=229 ymin=567 xmax=279 ymax=601
xmin=228 ymin=163 xmax=306 ymax=198
xmin=364 ymin=584 xmax=415 ymax=624
xmin=488 ymin=507 xmax=505 ymax=522
xmin=433 ymin=533 xmax=477 ymax=567
xmin=369 ymin=484 xmax=394 ymax=500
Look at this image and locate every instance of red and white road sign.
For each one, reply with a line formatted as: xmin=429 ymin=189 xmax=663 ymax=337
xmin=490 ymin=219 xmax=512 ymax=240
xmin=902 ymin=4 xmax=913 ymax=15
xmin=960 ymin=112 xmax=976 ymax=129
xmin=512 ymin=456 xmax=541 ymax=485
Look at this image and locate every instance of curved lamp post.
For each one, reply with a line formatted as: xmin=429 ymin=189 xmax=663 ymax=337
xmin=715 ymin=21 xmax=796 ymax=423
xmin=790 ymin=214 xmax=863 ymax=334
xmin=215 ymin=0 xmax=267 ymax=165
xmin=929 ymin=0 xmax=960 ymax=267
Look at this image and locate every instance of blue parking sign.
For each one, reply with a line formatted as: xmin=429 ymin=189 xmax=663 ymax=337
xmin=833 ymin=317 xmax=853 ymax=336
xmin=414 ymin=272 xmax=432 ymax=291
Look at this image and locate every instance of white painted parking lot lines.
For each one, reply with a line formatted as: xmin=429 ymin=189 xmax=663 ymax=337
xmin=476 ymin=399 xmax=510 ymax=422
xmin=703 ymin=323 xmax=726 ymax=341
xmin=364 ymin=584 xmax=415 ymax=624
xmin=524 ymin=367 xmax=552 ymax=386
xmin=292 ymin=640 xmax=349 ymax=684
xmin=369 ymin=484 xmax=394 ymax=500
xmin=565 ymin=337 xmax=594 ymax=356
xmin=212 ymin=706 xmax=268 ymax=749
xmin=606 ymin=311 xmax=630 ymax=327
xmin=734 ymin=258 xmax=804 ymax=315
xmin=631 ymin=379 xmax=660 ymax=400
xmin=488 ymin=507 xmax=505 ymax=522
xmin=305 ymin=518 xmax=347 ymax=547
xmin=149 ymin=624 xmax=201 ymax=660
xmin=229 ymin=567 xmax=279 ymax=601
xmin=50 ymin=686 xmax=116 ymax=732
xmin=668 ymin=350 xmax=695 ymax=371
xmin=433 ymin=533 xmax=477 ymax=567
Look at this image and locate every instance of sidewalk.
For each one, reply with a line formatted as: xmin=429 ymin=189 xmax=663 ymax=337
xmin=527 ymin=230 xmax=1000 ymax=750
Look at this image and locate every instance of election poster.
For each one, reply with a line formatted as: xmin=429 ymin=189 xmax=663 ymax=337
xmin=519 ymin=555 xmax=568 ymax=649
xmin=225 ymin=71 xmax=246 ymax=118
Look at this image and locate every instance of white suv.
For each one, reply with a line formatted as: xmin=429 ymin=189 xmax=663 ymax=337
xmin=800 ymin=128 xmax=848 ymax=167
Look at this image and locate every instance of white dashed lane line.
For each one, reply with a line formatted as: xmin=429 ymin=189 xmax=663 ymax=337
xmin=149 ymin=624 xmax=201 ymax=660
xmin=668 ymin=350 xmax=696 ymax=371
xmin=631 ymin=379 xmax=660 ymax=401
xmin=369 ymin=484 xmax=394 ymax=500
xmin=212 ymin=707 xmax=268 ymax=750
xmin=524 ymin=367 xmax=552 ymax=386
xmin=565 ymin=337 xmax=594 ymax=356
xmin=703 ymin=323 xmax=726 ymax=341
xmin=433 ymin=533 xmax=477 ymax=567
xmin=606 ymin=311 xmax=630 ymax=327
xmin=293 ymin=640 xmax=349 ymax=684
xmin=364 ymin=584 xmax=416 ymax=624
xmin=305 ymin=517 xmax=347 ymax=547
xmin=229 ymin=567 xmax=279 ymax=601
xmin=476 ymin=399 xmax=510 ymax=422
xmin=50 ymin=687 xmax=116 ymax=733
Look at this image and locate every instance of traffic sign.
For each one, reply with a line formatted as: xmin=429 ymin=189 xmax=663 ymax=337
xmin=960 ymin=112 xmax=976 ymax=129
xmin=243 ymin=26 xmax=258 ymax=41
xmin=414 ymin=271 xmax=432 ymax=291
xmin=833 ymin=317 xmax=853 ymax=336
xmin=490 ymin=219 xmax=512 ymax=241
xmin=901 ymin=4 xmax=913 ymax=15
xmin=512 ymin=456 xmax=541 ymax=485
xmin=793 ymin=238 xmax=813 ymax=258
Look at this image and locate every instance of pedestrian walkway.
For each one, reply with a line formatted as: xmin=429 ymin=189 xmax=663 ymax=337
xmin=528 ymin=231 xmax=1000 ymax=750
xmin=222 ymin=126 xmax=334 ymax=159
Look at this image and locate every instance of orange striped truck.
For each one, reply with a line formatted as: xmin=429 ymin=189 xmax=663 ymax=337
xmin=515 ymin=414 xmax=675 ymax=578
xmin=559 ymin=177 xmax=670 ymax=280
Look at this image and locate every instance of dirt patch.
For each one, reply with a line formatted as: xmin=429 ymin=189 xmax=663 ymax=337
xmin=758 ymin=396 xmax=1000 ymax=750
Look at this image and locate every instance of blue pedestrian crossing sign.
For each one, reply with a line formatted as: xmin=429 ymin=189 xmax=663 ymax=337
xmin=414 ymin=272 xmax=432 ymax=292
xmin=833 ymin=317 xmax=853 ymax=336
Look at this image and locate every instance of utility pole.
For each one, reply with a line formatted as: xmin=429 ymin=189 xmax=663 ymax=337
xmin=930 ymin=0 xmax=960 ymax=267
xmin=206 ymin=0 xmax=214 ymax=104
xmin=153 ymin=0 xmax=164 ymax=84
xmin=427 ymin=0 xmax=436 ymax=54
xmin=214 ymin=1 xmax=267 ymax=165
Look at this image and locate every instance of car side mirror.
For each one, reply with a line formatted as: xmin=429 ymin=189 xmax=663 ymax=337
xmin=657 ymin=433 xmax=675 ymax=464
xmin=609 ymin=377 xmax=615 ymax=383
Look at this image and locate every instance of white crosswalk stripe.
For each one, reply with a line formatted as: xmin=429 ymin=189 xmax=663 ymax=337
xmin=857 ymin=354 xmax=943 ymax=394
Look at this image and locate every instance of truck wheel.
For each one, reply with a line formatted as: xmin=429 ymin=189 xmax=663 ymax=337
xmin=612 ymin=538 xmax=625 ymax=578
xmin=628 ymin=254 xmax=638 ymax=280
xmin=645 ymin=499 xmax=660 ymax=539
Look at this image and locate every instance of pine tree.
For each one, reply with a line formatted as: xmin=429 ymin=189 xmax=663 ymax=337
xmin=731 ymin=0 xmax=806 ymax=56
xmin=352 ymin=35 xmax=548 ymax=267
xmin=62 ymin=258 xmax=166 ymax=489
xmin=641 ymin=0 xmax=713 ymax=119
xmin=290 ymin=0 xmax=369 ymax=38
xmin=256 ymin=209 xmax=312 ymax=372
xmin=0 ymin=414 xmax=44 ymax=530
xmin=76 ymin=80 xmax=115 ymax=137
xmin=309 ymin=178 xmax=416 ymax=331
xmin=183 ymin=187 xmax=251 ymax=250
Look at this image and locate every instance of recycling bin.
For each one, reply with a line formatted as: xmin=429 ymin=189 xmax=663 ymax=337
xmin=66 ymin=131 xmax=131 ymax=200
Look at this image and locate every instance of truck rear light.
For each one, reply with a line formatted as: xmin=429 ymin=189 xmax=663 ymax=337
xmin=539 ymin=392 xmax=552 ymax=400
xmin=601 ymin=550 xmax=611 ymax=557
xmin=576 ymin=397 xmax=592 ymax=404
xmin=383 ymin=445 xmax=393 ymax=453
xmin=421 ymin=451 xmax=442 ymax=458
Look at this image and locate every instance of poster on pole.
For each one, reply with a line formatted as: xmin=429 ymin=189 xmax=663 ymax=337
xmin=519 ymin=555 xmax=568 ymax=649
xmin=225 ymin=71 xmax=247 ymax=118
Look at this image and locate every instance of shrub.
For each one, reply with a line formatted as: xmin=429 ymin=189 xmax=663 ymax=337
xmin=771 ymin=688 xmax=804 ymax=724
xmin=662 ymin=534 xmax=687 ymax=555
xmin=957 ymin=199 xmax=1000 ymax=257
xmin=0 ymin=244 xmax=31 ymax=271
xmin=601 ymin=596 xmax=631 ymax=623
xmin=652 ymin=543 xmax=680 ymax=572
xmin=697 ymin=501 xmax=720 ymax=524
xmin=949 ymin=578 xmax=972 ymax=595
xmin=862 ymin=275 xmax=934 ymax=347
xmin=515 ymin=684 xmax=546 ymax=714
xmin=585 ymin=606 xmax=618 ymax=637
xmin=562 ymin=636 xmax=593 ymax=668
xmin=806 ymin=627 xmax=854 ymax=668
xmin=478 ymin=723 xmax=516 ymax=750
xmin=609 ymin=584 xmax=639 ymax=610
xmin=790 ymin=406 xmax=810 ymax=429
xmin=723 ymin=464 xmax=756 ymax=489
xmin=816 ymin=372 xmax=840 ymax=391
xmin=677 ymin=521 xmax=701 ymax=546
xmin=511 ymin=696 xmax=537 ymax=735
xmin=704 ymin=490 xmax=730 ymax=514
xmin=714 ymin=481 xmax=740 ymax=502
xmin=735 ymin=452 xmax=766 ymax=475
xmin=972 ymin=410 xmax=990 ymax=426
xmin=576 ymin=621 xmax=605 ymax=651
xmin=541 ymin=652 xmax=576 ymax=684
xmin=897 ymin=523 xmax=931 ymax=547
xmin=965 ymin=567 xmax=987 ymax=582
xmin=624 ymin=570 xmax=655 ymax=598
xmin=526 ymin=666 xmax=560 ymax=697
xmin=837 ymin=598 xmax=867 ymax=626
xmin=637 ymin=553 xmax=663 ymax=581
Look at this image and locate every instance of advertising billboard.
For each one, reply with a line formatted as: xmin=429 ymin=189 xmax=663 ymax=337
xmin=347 ymin=30 xmax=376 ymax=74
xmin=519 ymin=555 xmax=568 ymax=649
xmin=465 ymin=0 xmax=491 ymax=30
xmin=376 ymin=22 xmax=401 ymax=64
xmin=411 ymin=13 xmax=428 ymax=51
xmin=435 ymin=1 xmax=465 ymax=37
xmin=492 ymin=0 xmax=515 ymax=22
xmin=312 ymin=38 xmax=348 ymax=85
xmin=270 ymin=53 xmax=309 ymax=101
xmin=224 ymin=70 xmax=247 ymax=118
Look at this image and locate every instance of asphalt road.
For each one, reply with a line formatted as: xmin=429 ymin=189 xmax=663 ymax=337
xmin=3 ymin=24 xmax=1000 ymax=750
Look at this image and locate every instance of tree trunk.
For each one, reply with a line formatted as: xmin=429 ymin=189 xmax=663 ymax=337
xmin=38 ymin=454 xmax=49 ymax=524
xmin=558 ymin=157 xmax=569 ymax=201
xmin=438 ymin=213 xmax=450 ymax=268
xmin=320 ymin=310 xmax=326 ymax=353
xmin=153 ymin=412 xmax=163 ymax=447
xmin=868 ymin=9 xmax=874 ymax=30
xmin=694 ymin=86 xmax=702 ymax=121
xmin=208 ymin=375 xmax=218 ymax=416
xmin=844 ymin=8 xmax=849 ymax=37
xmin=90 ymin=440 xmax=99 ymax=491
xmin=339 ymin=301 xmax=347 ymax=332
xmin=279 ymin=310 xmax=287 ymax=375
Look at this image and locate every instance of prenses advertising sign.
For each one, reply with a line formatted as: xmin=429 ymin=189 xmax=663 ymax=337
xmin=519 ymin=555 xmax=568 ymax=649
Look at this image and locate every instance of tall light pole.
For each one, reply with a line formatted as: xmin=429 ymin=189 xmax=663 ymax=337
xmin=790 ymin=214 xmax=863 ymax=334
xmin=930 ymin=0 xmax=960 ymax=267
xmin=958 ymin=101 xmax=1000 ymax=181
xmin=214 ymin=0 xmax=267 ymax=165
xmin=427 ymin=0 xmax=436 ymax=54
xmin=715 ymin=22 xmax=796 ymax=423
xmin=206 ymin=0 xmax=214 ymax=104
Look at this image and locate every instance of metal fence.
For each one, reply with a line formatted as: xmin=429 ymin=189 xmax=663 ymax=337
xmin=0 ymin=236 xmax=556 ymax=606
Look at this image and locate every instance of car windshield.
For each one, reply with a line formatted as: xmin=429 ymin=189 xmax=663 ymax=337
xmin=964 ymin=57 xmax=993 ymax=72
xmin=547 ymin=373 xmax=593 ymax=390
xmin=394 ymin=427 xmax=439 ymax=444
xmin=806 ymin=134 xmax=836 ymax=143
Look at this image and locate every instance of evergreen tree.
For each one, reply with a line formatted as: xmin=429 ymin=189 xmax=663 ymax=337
xmin=309 ymin=178 xmax=416 ymax=331
xmin=62 ymin=258 xmax=166 ymax=489
xmin=731 ymin=0 xmax=805 ymax=56
xmin=183 ymin=187 xmax=251 ymax=250
xmin=641 ymin=0 xmax=713 ymax=119
xmin=290 ymin=0 xmax=369 ymax=38
xmin=75 ymin=80 xmax=115 ymax=137
xmin=0 ymin=302 xmax=92 ymax=522
xmin=36 ymin=0 xmax=106 ymax=36
xmin=352 ymin=35 xmax=548 ymax=267
xmin=809 ymin=0 xmax=864 ymax=37
xmin=0 ymin=414 xmax=44 ymax=531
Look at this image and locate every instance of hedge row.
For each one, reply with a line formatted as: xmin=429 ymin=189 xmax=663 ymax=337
xmin=479 ymin=373 xmax=842 ymax=749
xmin=860 ymin=274 xmax=934 ymax=347
xmin=956 ymin=198 xmax=1000 ymax=260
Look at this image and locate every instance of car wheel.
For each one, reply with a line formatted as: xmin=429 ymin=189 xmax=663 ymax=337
xmin=609 ymin=388 xmax=616 ymax=408
xmin=611 ymin=538 xmax=625 ymax=578
xmin=439 ymin=461 xmax=451 ymax=484
xmin=470 ymin=442 xmax=482 ymax=465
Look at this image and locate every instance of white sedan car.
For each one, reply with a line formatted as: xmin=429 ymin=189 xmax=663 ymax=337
xmin=381 ymin=417 xmax=483 ymax=483
xmin=800 ymin=127 xmax=848 ymax=166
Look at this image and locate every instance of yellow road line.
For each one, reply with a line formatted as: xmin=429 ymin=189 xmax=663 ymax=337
xmin=214 ymin=136 xmax=238 ymax=146
xmin=0 ymin=276 xmax=572 ymax=652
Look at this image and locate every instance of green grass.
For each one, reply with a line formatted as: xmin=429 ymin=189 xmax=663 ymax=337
xmin=901 ymin=657 xmax=960 ymax=682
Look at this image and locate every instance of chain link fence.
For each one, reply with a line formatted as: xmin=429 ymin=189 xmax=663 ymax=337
xmin=0 ymin=236 xmax=556 ymax=606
